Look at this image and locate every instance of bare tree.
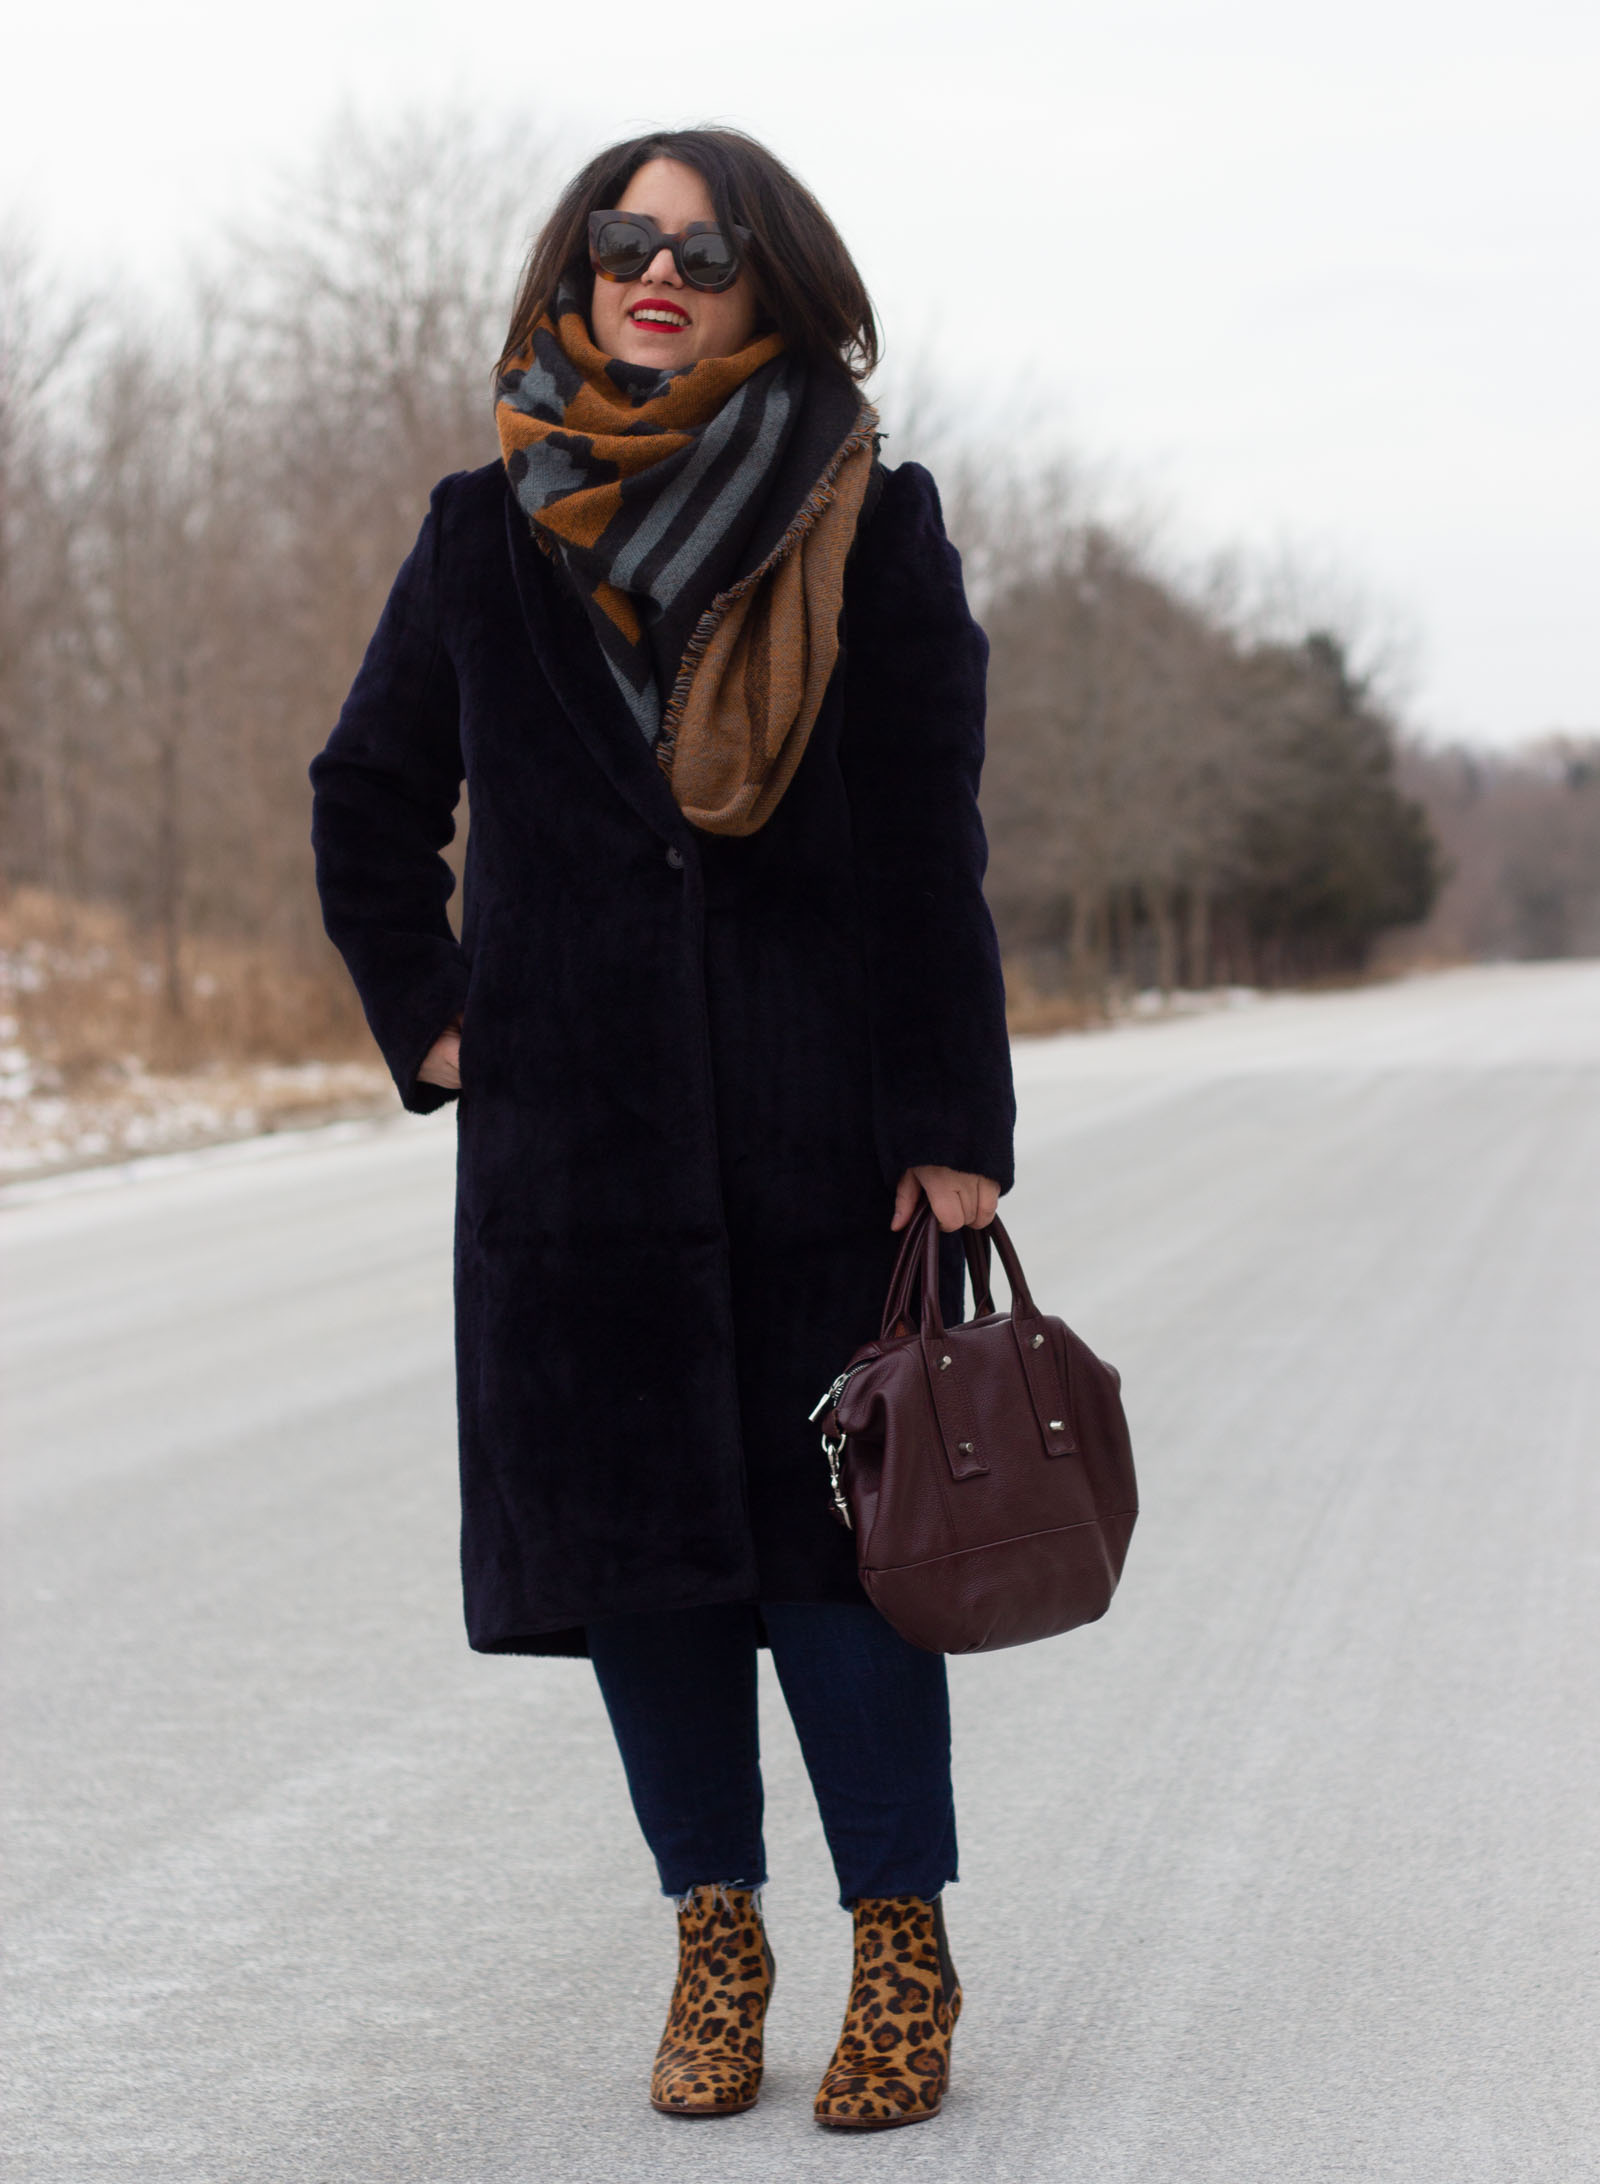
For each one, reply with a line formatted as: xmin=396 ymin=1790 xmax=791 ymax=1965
xmin=0 ymin=228 xmax=92 ymax=896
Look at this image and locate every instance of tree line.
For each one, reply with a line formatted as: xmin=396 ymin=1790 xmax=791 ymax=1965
xmin=1388 ymin=737 xmax=1600 ymax=965
xmin=1 ymin=114 xmax=1523 ymax=1076
xmin=968 ymin=503 xmax=1437 ymax=1007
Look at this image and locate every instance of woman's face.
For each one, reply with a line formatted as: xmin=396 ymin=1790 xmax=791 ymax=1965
xmin=588 ymin=157 xmax=760 ymax=369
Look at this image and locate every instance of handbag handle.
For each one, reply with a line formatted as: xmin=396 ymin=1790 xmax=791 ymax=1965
xmin=916 ymin=1205 xmax=1037 ymax=1337
xmin=865 ymin=1202 xmax=1071 ymax=1482
xmin=879 ymin=1196 xmax=1001 ymax=1341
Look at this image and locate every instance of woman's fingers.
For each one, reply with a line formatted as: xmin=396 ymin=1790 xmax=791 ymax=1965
xmin=416 ymin=1027 xmax=462 ymax=1090
xmin=915 ymin=1168 xmax=966 ymax=1232
xmin=890 ymin=1169 xmax=922 ymax=1231
xmin=908 ymin=1164 xmax=1003 ymax=1231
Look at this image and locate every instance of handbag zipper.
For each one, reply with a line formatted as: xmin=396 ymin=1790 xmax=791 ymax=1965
xmin=806 ymin=1360 xmax=872 ymax=1424
xmin=808 ymin=1360 xmax=875 ymax=1532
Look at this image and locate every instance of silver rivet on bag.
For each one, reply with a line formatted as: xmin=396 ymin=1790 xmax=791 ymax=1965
xmin=1031 ymin=1332 xmax=1045 ymax=1348
xmin=1049 ymin=1420 xmax=1064 ymax=1431
xmin=939 ymin=1354 xmax=952 ymax=1369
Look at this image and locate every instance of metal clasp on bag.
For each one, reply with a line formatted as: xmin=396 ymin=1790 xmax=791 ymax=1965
xmin=821 ymin=1426 xmax=853 ymax=1529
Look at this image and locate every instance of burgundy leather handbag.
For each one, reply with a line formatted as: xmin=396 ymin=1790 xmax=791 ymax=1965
xmin=810 ymin=1202 xmax=1137 ymax=1654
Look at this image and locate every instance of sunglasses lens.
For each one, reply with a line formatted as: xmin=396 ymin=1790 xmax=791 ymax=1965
xmin=592 ymin=220 xmax=653 ymax=279
xmin=680 ymin=229 xmax=738 ymax=288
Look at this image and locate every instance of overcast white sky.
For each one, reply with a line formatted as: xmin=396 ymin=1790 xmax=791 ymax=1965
xmin=5 ymin=0 xmax=1596 ymax=745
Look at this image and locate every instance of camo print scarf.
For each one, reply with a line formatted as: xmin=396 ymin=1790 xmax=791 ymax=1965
xmin=495 ymin=280 xmax=878 ymax=837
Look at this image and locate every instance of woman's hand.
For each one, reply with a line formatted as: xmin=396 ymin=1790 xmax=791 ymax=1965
xmin=416 ymin=1014 xmax=463 ymax=1090
xmin=892 ymin=1165 xmax=1000 ymax=1233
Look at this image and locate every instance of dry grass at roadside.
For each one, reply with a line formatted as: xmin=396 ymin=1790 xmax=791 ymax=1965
xmin=1003 ymin=966 xmax=1107 ymax=1037
xmin=1 ymin=886 xmax=369 ymax=1075
xmin=0 ymin=887 xmax=393 ymax=1181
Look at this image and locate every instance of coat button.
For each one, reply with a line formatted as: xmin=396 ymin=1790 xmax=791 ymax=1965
xmin=665 ymin=846 xmax=684 ymax=870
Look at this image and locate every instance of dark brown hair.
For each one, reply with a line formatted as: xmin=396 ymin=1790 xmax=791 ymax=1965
xmin=498 ymin=127 xmax=879 ymax=384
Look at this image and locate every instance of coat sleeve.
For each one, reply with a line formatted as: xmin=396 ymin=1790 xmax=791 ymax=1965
xmin=839 ymin=461 xmax=1016 ymax=1193
xmin=309 ymin=485 xmax=471 ymax=1115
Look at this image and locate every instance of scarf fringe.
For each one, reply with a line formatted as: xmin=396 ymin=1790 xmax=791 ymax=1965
xmin=654 ymin=405 xmax=879 ymax=776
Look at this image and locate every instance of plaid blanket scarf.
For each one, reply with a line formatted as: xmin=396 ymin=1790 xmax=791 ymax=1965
xmin=496 ymin=281 xmax=878 ymax=836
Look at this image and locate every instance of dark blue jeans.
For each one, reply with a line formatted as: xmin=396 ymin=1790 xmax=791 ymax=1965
xmin=585 ymin=1601 xmax=957 ymax=1906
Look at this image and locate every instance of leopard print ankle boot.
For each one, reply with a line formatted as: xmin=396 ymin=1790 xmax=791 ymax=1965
xmin=813 ymin=1893 xmax=962 ymax=2129
xmin=649 ymin=1884 xmax=775 ymax=2117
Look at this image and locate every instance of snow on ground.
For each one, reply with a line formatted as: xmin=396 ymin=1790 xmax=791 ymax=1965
xmin=0 ymin=1054 xmax=398 ymax=1181
xmin=1012 ymin=960 xmax=1600 ymax=1086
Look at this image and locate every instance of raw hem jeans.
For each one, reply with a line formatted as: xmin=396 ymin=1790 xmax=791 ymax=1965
xmin=585 ymin=1600 xmax=957 ymax=1907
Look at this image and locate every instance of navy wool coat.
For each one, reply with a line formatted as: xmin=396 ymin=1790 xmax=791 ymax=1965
xmin=309 ymin=452 xmax=1015 ymax=1655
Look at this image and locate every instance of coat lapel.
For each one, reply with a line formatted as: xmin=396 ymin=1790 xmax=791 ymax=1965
xmin=503 ymin=489 xmax=686 ymax=845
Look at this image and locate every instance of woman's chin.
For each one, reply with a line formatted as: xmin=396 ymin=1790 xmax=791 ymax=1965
xmin=613 ymin=332 xmax=695 ymax=369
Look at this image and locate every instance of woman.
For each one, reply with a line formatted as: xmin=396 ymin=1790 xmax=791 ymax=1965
xmin=310 ymin=127 xmax=1014 ymax=2130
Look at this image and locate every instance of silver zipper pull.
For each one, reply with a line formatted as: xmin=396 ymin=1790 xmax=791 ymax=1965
xmin=807 ymin=1359 xmax=869 ymax=1423
xmin=808 ymin=1372 xmax=848 ymax=1424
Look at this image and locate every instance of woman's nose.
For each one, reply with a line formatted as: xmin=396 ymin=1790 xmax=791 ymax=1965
xmin=642 ymin=245 xmax=681 ymax=285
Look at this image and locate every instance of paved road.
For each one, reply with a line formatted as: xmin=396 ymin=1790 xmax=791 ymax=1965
xmin=4 ymin=964 xmax=1597 ymax=2183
